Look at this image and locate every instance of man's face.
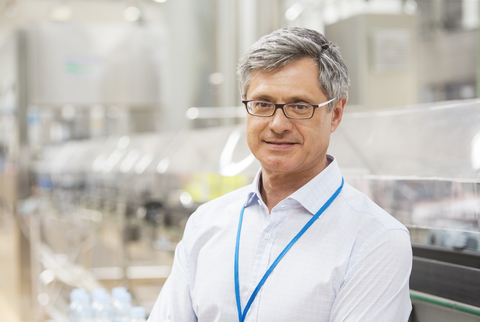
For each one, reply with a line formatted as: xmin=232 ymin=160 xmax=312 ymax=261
xmin=245 ymin=57 xmax=344 ymax=178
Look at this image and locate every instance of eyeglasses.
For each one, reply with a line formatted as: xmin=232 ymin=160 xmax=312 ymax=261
xmin=242 ymin=98 xmax=336 ymax=119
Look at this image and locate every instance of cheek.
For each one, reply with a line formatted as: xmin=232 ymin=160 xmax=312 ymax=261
xmin=246 ymin=119 xmax=259 ymax=149
xmin=246 ymin=129 xmax=255 ymax=151
xmin=301 ymin=124 xmax=328 ymax=151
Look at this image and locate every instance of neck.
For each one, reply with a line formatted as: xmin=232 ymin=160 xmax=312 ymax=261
xmin=260 ymin=158 xmax=329 ymax=213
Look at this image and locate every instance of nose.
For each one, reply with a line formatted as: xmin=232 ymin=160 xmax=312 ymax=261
xmin=269 ymin=106 xmax=293 ymax=133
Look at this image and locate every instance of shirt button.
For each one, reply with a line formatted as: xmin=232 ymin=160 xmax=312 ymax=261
xmin=264 ymin=233 xmax=271 ymax=240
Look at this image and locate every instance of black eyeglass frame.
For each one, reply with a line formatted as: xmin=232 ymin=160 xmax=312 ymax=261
xmin=242 ymin=98 xmax=337 ymax=119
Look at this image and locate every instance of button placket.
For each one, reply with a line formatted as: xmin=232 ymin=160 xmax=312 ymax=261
xmin=243 ymin=203 xmax=292 ymax=321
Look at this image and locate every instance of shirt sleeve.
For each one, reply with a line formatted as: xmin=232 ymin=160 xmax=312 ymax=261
xmin=330 ymin=229 xmax=412 ymax=322
xmin=147 ymin=225 xmax=197 ymax=322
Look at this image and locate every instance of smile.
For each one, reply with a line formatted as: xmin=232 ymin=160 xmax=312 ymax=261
xmin=268 ymin=142 xmax=295 ymax=145
xmin=265 ymin=141 xmax=297 ymax=149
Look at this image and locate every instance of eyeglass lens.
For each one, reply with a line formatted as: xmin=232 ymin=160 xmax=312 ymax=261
xmin=247 ymin=101 xmax=314 ymax=119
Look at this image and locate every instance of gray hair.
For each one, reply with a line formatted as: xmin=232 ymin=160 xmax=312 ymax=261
xmin=237 ymin=27 xmax=349 ymax=111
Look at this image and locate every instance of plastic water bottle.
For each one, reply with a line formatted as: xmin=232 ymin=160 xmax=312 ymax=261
xmin=68 ymin=288 xmax=92 ymax=322
xmin=91 ymin=288 xmax=114 ymax=322
xmin=130 ymin=306 xmax=147 ymax=322
xmin=112 ymin=287 xmax=132 ymax=322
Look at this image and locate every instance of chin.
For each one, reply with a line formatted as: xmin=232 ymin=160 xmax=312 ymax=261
xmin=261 ymin=161 xmax=298 ymax=173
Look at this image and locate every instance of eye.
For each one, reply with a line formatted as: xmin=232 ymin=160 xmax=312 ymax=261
xmin=288 ymin=103 xmax=312 ymax=111
xmin=292 ymin=104 xmax=308 ymax=110
xmin=285 ymin=103 xmax=313 ymax=118
xmin=253 ymin=101 xmax=272 ymax=109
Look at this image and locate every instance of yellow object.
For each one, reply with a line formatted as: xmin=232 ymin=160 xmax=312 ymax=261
xmin=184 ymin=173 xmax=250 ymax=203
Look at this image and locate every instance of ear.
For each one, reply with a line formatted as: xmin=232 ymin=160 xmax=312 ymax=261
xmin=330 ymin=98 xmax=346 ymax=133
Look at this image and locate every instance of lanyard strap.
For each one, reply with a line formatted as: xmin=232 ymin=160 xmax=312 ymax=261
xmin=234 ymin=177 xmax=344 ymax=322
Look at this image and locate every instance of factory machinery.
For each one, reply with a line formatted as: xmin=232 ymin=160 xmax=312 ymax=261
xmin=22 ymin=99 xmax=480 ymax=321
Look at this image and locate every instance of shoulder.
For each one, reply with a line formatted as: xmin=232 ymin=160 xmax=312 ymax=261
xmin=330 ymin=182 xmax=411 ymax=256
xmin=339 ymin=182 xmax=409 ymax=233
xmin=333 ymin=183 xmax=412 ymax=264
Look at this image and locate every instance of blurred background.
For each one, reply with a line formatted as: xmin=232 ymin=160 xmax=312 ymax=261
xmin=1 ymin=0 xmax=480 ymax=321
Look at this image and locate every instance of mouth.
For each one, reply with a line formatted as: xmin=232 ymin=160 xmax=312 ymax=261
xmin=267 ymin=141 xmax=295 ymax=145
xmin=264 ymin=140 xmax=297 ymax=148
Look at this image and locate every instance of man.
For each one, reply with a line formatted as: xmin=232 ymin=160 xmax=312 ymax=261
xmin=148 ymin=27 xmax=412 ymax=321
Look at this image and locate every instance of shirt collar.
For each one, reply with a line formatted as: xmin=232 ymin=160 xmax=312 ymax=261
xmin=244 ymin=168 xmax=263 ymax=207
xmin=244 ymin=154 xmax=343 ymax=215
xmin=289 ymin=155 xmax=343 ymax=215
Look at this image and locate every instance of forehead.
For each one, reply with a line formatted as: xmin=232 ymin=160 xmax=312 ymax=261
xmin=246 ymin=58 xmax=325 ymax=100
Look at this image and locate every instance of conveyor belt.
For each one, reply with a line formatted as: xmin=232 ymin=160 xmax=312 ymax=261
xmin=411 ymin=244 xmax=480 ymax=308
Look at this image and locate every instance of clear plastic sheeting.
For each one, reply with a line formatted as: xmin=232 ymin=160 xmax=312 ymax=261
xmin=165 ymin=126 xmax=258 ymax=177
xmin=330 ymin=99 xmax=480 ymax=179
xmin=152 ymin=125 xmax=258 ymax=206
xmin=30 ymin=125 xmax=259 ymax=221
xmin=329 ymin=99 xmax=480 ymax=251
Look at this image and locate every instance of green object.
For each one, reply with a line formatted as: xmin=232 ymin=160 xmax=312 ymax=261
xmin=410 ymin=292 xmax=480 ymax=317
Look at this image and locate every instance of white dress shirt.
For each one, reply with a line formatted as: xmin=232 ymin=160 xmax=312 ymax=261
xmin=148 ymin=155 xmax=412 ymax=322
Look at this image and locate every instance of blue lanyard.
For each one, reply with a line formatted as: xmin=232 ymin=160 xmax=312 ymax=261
xmin=234 ymin=177 xmax=344 ymax=322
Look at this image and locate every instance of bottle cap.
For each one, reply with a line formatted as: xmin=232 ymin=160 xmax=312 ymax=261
xmin=70 ymin=288 xmax=90 ymax=303
xmin=112 ymin=286 xmax=132 ymax=302
xmin=112 ymin=287 xmax=127 ymax=298
xmin=92 ymin=288 xmax=110 ymax=303
xmin=130 ymin=306 xmax=146 ymax=318
xmin=116 ymin=291 xmax=132 ymax=303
